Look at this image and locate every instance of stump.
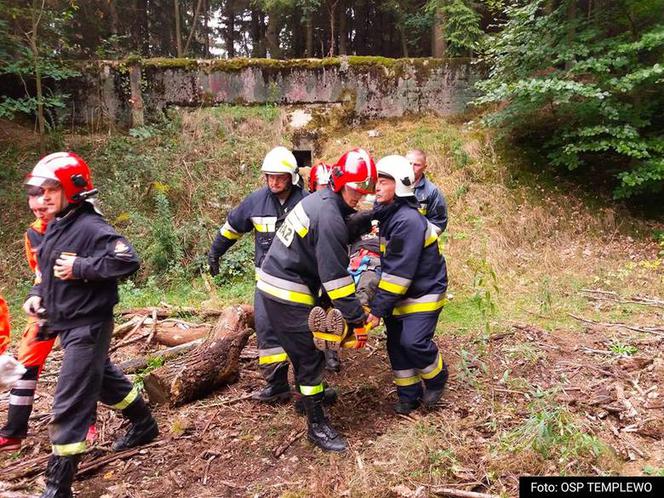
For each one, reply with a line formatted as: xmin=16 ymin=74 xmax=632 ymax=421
xmin=143 ymin=305 xmax=254 ymax=406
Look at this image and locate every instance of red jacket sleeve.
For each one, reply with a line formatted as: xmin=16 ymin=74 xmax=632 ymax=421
xmin=0 ymin=295 xmax=10 ymax=355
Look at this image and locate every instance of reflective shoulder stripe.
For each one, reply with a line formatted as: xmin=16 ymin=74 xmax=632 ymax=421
xmin=378 ymin=273 xmax=411 ymax=295
xmin=300 ymin=383 xmax=324 ymax=396
xmin=221 ymin=221 xmax=242 ymax=240
xmin=418 ymin=206 xmax=428 ymax=215
xmin=290 ymin=203 xmax=310 ymax=238
xmin=109 ymin=386 xmax=139 ymax=410
xmin=323 ymin=275 xmax=356 ymax=300
xmin=251 ymin=216 xmax=277 ymax=233
xmin=9 ymin=394 xmax=34 ymax=406
xmin=53 ymin=441 xmax=87 ymax=456
xmin=393 ymin=369 xmax=421 ymax=387
xmin=392 ymin=294 xmax=447 ymax=316
xmin=418 ymin=354 xmax=444 ymax=380
xmin=257 ymin=279 xmax=315 ymax=306
xmin=424 ymin=222 xmax=439 ymax=248
xmin=258 ymin=347 xmax=288 ymax=365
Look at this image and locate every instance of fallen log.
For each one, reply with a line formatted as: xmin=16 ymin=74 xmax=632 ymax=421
xmin=118 ymin=339 xmax=203 ymax=374
xmin=154 ymin=321 xmax=212 ymax=347
xmin=143 ymin=305 xmax=254 ymax=406
xmin=120 ymin=307 xmax=225 ymax=319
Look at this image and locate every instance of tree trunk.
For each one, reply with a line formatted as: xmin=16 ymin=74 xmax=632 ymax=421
xmin=338 ymin=2 xmax=347 ymax=55
xmin=203 ymin=0 xmax=210 ymax=57
xmin=143 ymin=305 xmax=254 ymax=406
xmin=432 ymin=5 xmax=447 ymax=58
xmin=327 ymin=0 xmax=339 ymax=57
xmin=174 ymin=0 xmax=183 ymax=57
xmin=29 ymin=0 xmax=45 ymax=152
xmin=184 ymin=0 xmax=205 ymax=56
xmin=305 ymin=11 xmax=314 ymax=57
xmin=224 ymin=1 xmax=236 ymax=58
xmin=265 ymin=9 xmax=282 ymax=58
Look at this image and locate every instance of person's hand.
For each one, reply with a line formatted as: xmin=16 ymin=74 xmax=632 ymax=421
xmin=23 ymin=296 xmax=42 ymax=317
xmin=366 ymin=313 xmax=380 ymax=329
xmin=54 ymin=253 xmax=77 ymax=280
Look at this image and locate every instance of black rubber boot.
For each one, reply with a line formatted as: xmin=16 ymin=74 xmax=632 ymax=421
xmin=294 ymin=387 xmax=338 ymax=415
xmin=251 ymin=383 xmax=291 ymax=403
xmin=303 ymin=393 xmax=347 ymax=453
xmin=324 ymin=349 xmax=341 ymax=372
xmin=112 ymin=396 xmax=159 ymax=452
xmin=394 ymin=399 xmax=420 ymax=415
xmin=252 ymin=362 xmax=291 ymax=403
xmin=422 ymin=363 xmax=449 ymax=409
xmin=40 ymin=454 xmax=81 ymax=498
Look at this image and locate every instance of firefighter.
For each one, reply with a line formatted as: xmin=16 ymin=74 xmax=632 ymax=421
xmin=257 ymin=148 xmax=376 ymax=452
xmin=22 ymin=152 xmax=158 ymax=498
xmin=208 ymin=146 xmax=307 ymax=403
xmin=0 ymin=188 xmax=97 ymax=452
xmin=406 ymin=149 xmax=448 ymax=234
xmin=306 ymin=163 xmax=343 ymax=373
xmin=366 ymin=155 xmax=449 ymax=415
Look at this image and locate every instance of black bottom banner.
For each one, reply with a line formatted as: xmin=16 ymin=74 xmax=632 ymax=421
xmin=520 ymin=476 xmax=663 ymax=498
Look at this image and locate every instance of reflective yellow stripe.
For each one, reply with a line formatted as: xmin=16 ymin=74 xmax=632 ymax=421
xmin=290 ymin=204 xmax=310 ymax=238
xmin=424 ymin=222 xmax=439 ymax=248
xmin=221 ymin=221 xmax=242 ymax=240
xmin=418 ymin=207 xmax=428 ymax=215
xmin=424 ymin=232 xmax=438 ymax=247
xmin=52 ymin=441 xmax=86 ymax=456
xmin=328 ymin=283 xmax=356 ymax=300
xmin=300 ymin=384 xmax=324 ymax=395
xmin=110 ymin=386 xmax=139 ymax=410
xmin=313 ymin=331 xmax=344 ymax=342
xmin=419 ymin=355 xmax=444 ymax=380
xmin=251 ymin=216 xmax=277 ymax=233
xmin=378 ymin=279 xmax=408 ymax=295
xmin=394 ymin=375 xmax=421 ymax=387
xmin=259 ymin=353 xmax=288 ymax=365
xmin=257 ymin=279 xmax=315 ymax=305
xmin=393 ymin=297 xmax=447 ymax=316
xmin=221 ymin=228 xmax=241 ymax=240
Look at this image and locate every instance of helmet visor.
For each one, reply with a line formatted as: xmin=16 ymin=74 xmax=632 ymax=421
xmin=348 ymin=175 xmax=376 ymax=194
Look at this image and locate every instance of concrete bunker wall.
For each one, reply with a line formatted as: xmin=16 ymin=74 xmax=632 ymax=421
xmin=67 ymin=57 xmax=481 ymax=127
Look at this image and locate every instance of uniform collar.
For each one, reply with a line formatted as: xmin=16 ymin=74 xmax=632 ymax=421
xmin=414 ymin=174 xmax=427 ymax=190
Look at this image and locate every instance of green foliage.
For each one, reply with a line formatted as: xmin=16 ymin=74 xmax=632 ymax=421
xmin=476 ymin=0 xmax=664 ymax=198
xmin=500 ymin=397 xmax=607 ymax=463
xmin=133 ymin=355 xmax=165 ymax=390
xmin=0 ymin=1 xmax=80 ymax=126
xmin=426 ymin=0 xmax=484 ymax=56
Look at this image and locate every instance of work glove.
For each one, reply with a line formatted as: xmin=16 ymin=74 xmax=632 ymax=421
xmin=22 ymin=296 xmax=42 ymax=317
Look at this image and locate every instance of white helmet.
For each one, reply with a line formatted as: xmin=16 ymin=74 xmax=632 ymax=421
xmin=261 ymin=146 xmax=300 ymax=185
xmin=376 ymin=155 xmax=415 ymax=197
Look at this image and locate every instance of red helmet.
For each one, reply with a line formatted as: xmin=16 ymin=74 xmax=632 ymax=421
xmin=25 ymin=152 xmax=96 ymax=203
xmin=309 ymin=163 xmax=331 ymax=192
xmin=330 ymin=148 xmax=377 ymax=194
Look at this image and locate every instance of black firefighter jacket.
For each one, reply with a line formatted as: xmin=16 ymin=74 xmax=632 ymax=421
xmin=370 ymin=198 xmax=448 ymax=319
xmin=258 ymin=188 xmax=366 ymax=325
xmin=208 ymin=185 xmax=307 ymax=273
xmin=31 ymin=201 xmax=140 ymax=331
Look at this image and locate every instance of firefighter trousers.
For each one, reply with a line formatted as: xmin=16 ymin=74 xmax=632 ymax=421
xmin=0 ymin=320 xmax=55 ymax=439
xmin=385 ymin=311 xmax=446 ymax=403
xmin=254 ymin=288 xmax=290 ymax=387
xmin=50 ymin=319 xmax=137 ymax=456
xmin=258 ymin=291 xmax=325 ymax=397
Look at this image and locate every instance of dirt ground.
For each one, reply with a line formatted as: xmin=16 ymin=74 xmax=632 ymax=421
xmin=1 ymin=313 xmax=662 ymax=498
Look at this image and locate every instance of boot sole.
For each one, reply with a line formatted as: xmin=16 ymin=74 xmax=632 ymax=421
xmin=325 ymin=309 xmax=346 ymax=352
xmin=308 ymin=306 xmax=328 ymax=351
